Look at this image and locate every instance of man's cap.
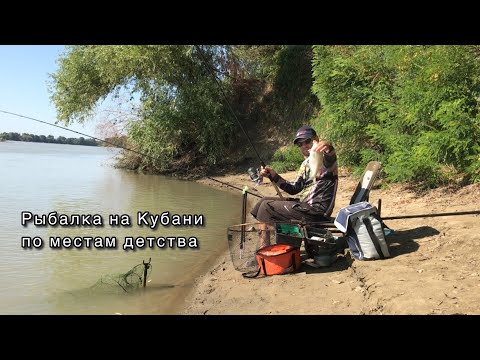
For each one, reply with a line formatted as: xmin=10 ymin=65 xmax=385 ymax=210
xmin=293 ymin=125 xmax=317 ymax=144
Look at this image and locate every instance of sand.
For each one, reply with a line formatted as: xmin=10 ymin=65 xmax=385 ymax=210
xmin=181 ymin=169 xmax=480 ymax=315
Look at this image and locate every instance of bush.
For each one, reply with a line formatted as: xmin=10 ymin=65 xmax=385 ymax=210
xmin=311 ymin=45 xmax=480 ymax=187
xmin=270 ymin=145 xmax=304 ymax=174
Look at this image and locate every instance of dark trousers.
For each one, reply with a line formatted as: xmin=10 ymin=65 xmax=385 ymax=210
xmin=250 ymin=197 xmax=330 ymax=224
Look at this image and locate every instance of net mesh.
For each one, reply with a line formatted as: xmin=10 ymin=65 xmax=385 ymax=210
xmin=227 ymin=222 xmax=341 ymax=273
xmin=227 ymin=223 xmax=262 ymax=273
xmin=89 ymin=263 xmax=152 ymax=294
xmin=227 ymin=222 xmax=307 ymax=273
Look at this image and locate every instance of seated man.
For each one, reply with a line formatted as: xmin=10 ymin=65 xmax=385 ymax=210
xmin=250 ymin=125 xmax=338 ymax=248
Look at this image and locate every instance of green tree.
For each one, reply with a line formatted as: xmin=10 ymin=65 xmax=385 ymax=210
xmin=311 ymin=45 xmax=480 ymax=186
xmin=49 ymin=45 xmax=238 ymax=171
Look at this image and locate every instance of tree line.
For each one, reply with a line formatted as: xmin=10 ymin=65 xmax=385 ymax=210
xmin=0 ymin=132 xmax=98 ymax=146
xmin=48 ymin=45 xmax=480 ymax=186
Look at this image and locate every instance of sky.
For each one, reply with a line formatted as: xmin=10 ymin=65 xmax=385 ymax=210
xmin=0 ymin=45 xmax=99 ymax=138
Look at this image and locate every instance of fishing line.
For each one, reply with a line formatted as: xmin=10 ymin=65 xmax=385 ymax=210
xmin=0 ymin=109 xmax=156 ymax=161
xmin=194 ymin=45 xmax=264 ymax=166
xmin=1 ymin=109 xmax=262 ymax=197
xmin=207 ymin=176 xmax=263 ymax=198
xmin=194 ymin=46 xmax=284 ymax=199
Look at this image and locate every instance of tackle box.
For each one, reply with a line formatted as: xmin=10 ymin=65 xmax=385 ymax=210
xmin=275 ymin=223 xmax=304 ymax=248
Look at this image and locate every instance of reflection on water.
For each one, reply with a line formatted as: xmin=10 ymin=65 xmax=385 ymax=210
xmin=0 ymin=141 xmax=242 ymax=314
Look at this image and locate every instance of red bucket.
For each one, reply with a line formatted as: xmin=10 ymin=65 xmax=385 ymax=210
xmin=256 ymin=244 xmax=301 ymax=276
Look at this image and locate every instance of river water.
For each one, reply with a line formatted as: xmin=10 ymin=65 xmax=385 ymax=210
xmin=0 ymin=141 xmax=242 ymax=314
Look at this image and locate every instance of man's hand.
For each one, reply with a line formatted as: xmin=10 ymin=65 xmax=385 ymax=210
xmin=311 ymin=140 xmax=332 ymax=154
xmin=260 ymin=166 xmax=278 ymax=179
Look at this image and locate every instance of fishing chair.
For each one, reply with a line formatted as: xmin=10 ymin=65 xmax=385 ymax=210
xmin=272 ymin=162 xmax=383 ymax=260
xmin=348 ymin=161 xmax=382 ymax=206
xmin=316 ymin=161 xmax=383 ymax=232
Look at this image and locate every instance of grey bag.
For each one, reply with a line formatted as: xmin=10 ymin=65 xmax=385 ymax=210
xmin=334 ymin=202 xmax=390 ymax=260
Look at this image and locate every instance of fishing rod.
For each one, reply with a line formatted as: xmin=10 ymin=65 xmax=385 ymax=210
xmin=382 ymin=210 xmax=480 ymax=220
xmin=207 ymin=176 xmax=262 ymax=198
xmin=2 ymin=109 xmax=266 ymax=199
xmin=0 ymin=109 xmax=156 ymax=161
xmin=193 ymin=45 xmax=284 ymax=199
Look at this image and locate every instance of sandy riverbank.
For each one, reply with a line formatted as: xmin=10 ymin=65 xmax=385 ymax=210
xmin=181 ymin=170 xmax=480 ymax=315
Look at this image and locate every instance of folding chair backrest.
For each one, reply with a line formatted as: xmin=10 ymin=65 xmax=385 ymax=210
xmin=309 ymin=161 xmax=382 ymax=233
xmin=349 ymin=161 xmax=382 ymax=205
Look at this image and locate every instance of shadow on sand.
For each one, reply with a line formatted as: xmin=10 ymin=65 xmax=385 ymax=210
xmin=299 ymin=225 xmax=439 ymax=273
xmin=386 ymin=225 xmax=439 ymax=258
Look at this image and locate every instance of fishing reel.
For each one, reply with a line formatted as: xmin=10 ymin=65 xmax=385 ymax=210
xmin=247 ymin=167 xmax=262 ymax=185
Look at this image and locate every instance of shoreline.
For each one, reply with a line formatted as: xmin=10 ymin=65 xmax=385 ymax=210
xmin=177 ymin=173 xmax=260 ymax=314
xmin=180 ymin=171 xmax=480 ymax=315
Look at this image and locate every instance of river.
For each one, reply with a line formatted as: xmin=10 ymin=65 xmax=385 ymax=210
xmin=0 ymin=141 xmax=242 ymax=314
